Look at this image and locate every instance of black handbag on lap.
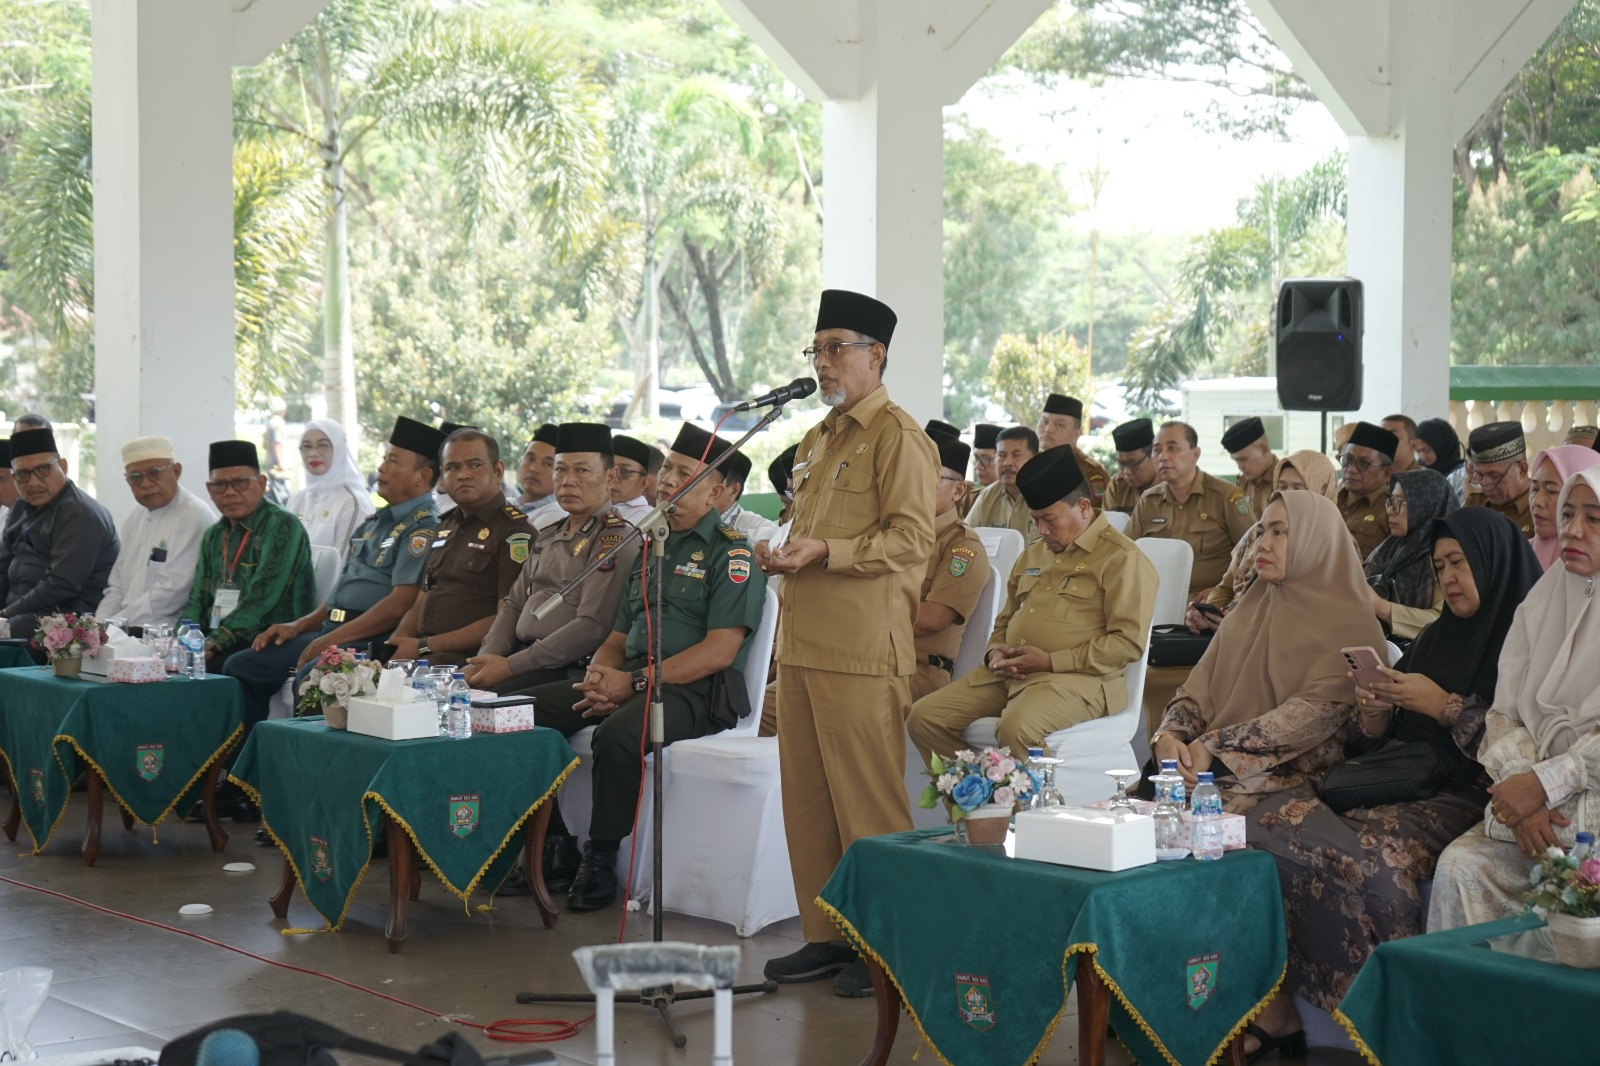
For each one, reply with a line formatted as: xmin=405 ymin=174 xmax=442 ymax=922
xmin=1318 ymin=741 xmax=1454 ymax=813
xmin=1146 ymin=624 xmax=1212 ymax=668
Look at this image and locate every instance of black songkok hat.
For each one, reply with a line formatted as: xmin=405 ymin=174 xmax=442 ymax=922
xmin=1043 ymin=393 xmax=1083 ymax=420
xmin=815 ymin=289 xmax=896 ymax=347
xmin=1016 ymin=445 xmax=1086 ymax=510
xmin=1220 ymin=416 xmax=1267 ymax=454
xmin=669 ymin=423 xmax=733 ymax=470
xmin=10 ymin=428 xmax=57 ymax=461
xmin=612 ymin=434 xmax=653 ymax=470
xmin=1468 ymin=421 xmax=1527 ymax=464
xmin=1111 ymin=418 xmax=1154 ymax=453
xmin=723 ymin=450 xmax=753 ymax=486
xmin=936 ymin=436 xmax=972 ymax=476
xmin=0 ymin=439 xmax=13 ymax=467
xmin=438 ymin=420 xmax=478 ymax=438
xmin=973 ymin=424 xmax=1001 ymax=451
xmin=555 ymin=422 xmax=612 ymax=456
xmin=924 ymin=419 xmax=961 ymax=443
xmin=390 ymin=416 xmax=448 ymax=461
xmin=1345 ymin=421 xmax=1399 ymax=460
xmin=769 ymin=444 xmax=799 ymax=495
xmin=208 ymin=440 xmax=260 ymax=472
xmin=532 ymin=423 xmax=559 ymax=448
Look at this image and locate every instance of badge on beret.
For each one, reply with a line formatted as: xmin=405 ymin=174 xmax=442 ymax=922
xmin=507 ymin=532 xmax=530 ymax=564
xmin=729 ymin=558 xmax=750 ymax=584
xmin=408 ymin=532 xmax=430 ymax=556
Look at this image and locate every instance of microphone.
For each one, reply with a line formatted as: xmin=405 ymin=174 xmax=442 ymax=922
xmin=196 ymin=1029 xmax=261 ymax=1066
xmin=734 ymin=377 xmax=816 ymax=412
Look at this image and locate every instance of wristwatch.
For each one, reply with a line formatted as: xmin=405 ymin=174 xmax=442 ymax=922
xmin=631 ymin=669 xmax=649 ymax=693
xmin=418 ymin=639 xmax=431 ymax=657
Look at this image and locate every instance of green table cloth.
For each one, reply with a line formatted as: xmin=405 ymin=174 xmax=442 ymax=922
xmin=819 ymin=829 xmax=1286 ymax=1066
xmin=1337 ymin=913 xmax=1600 ymax=1064
xmin=231 ymin=718 xmax=577 ymax=931
xmin=0 ymin=667 xmax=242 ymax=851
xmin=0 ymin=644 xmax=37 ymax=668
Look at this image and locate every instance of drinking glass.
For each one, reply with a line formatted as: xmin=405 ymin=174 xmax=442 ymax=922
xmin=1027 ymin=755 xmax=1065 ymax=810
xmin=1104 ymin=769 xmax=1140 ymax=816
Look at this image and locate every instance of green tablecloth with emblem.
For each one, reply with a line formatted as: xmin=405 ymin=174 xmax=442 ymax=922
xmin=818 ymin=828 xmax=1285 ymax=1066
xmin=0 ymin=667 xmax=243 ymax=851
xmin=1336 ymin=913 xmax=1600 ymax=1064
xmin=230 ymin=718 xmax=577 ymax=930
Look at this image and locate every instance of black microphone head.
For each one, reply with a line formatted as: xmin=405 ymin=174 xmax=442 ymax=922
xmin=789 ymin=377 xmax=817 ymax=399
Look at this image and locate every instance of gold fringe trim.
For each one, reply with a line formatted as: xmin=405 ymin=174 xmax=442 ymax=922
xmin=231 ymin=776 xmax=374 ymax=933
xmin=55 ymin=724 xmax=243 ymax=833
xmin=1332 ymin=1008 xmax=1383 ymax=1066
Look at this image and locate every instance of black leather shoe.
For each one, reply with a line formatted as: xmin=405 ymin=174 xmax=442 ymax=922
xmin=832 ymin=958 xmax=874 ymax=998
xmin=763 ymin=942 xmax=856 ymax=984
xmin=542 ymin=833 xmax=581 ymax=894
xmin=496 ymin=865 xmax=531 ymax=897
xmin=565 ymin=844 xmax=618 ymax=912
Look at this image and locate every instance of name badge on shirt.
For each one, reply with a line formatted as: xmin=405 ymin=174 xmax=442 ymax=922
xmin=1023 ymin=567 xmax=1042 ymax=577
xmin=148 ymin=547 xmax=168 ymax=563
xmin=210 ymin=587 xmax=241 ymax=629
xmin=1149 ymin=517 xmax=1168 ymax=525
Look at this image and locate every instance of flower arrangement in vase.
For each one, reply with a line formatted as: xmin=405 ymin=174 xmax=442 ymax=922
xmin=295 ymin=646 xmax=380 ymax=728
xmin=1526 ymin=846 xmax=1600 ymax=968
xmin=918 ymin=746 xmax=1038 ymax=845
xmin=33 ymin=612 xmax=103 ymax=676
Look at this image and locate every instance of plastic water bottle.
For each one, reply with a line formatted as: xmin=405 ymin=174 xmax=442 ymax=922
xmin=1191 ymin=772 xmax=1224 ymax=861
xmin=181 ymin=625 xmax=206 ymax=679
xmin=1572 ymin=831 xmax=1596 ymax=862
xmin=1163 ymin=758 xmax=1186 ymax=810
xmin=170 ymin=620 xmax=198 ymax=674
xmin=1152 ymin=763 xmax=1187 ymax=859
xmin=411 ymin=659 xmax=430 ymax=696
xmin=446 ymin=672 xmax=473 ymax=740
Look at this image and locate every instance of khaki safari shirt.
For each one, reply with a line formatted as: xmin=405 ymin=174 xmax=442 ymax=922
xmin=1128 ymin=470 xmax=1255 ymax=598
xmin=914 ymin=508 xmax=992 ymax=664
xmin=1464 ymin=490 xmax=1534 ymax=538
xmin=1236 ymin=470 xmax=1277 ymax=522
xmin=1337 ymin=486 xmax=1389 ymax=561
xmin=1103 ymin=476 xmax=1150 ymax=515
xmin=967 ymin=480 xmax=1040 ymax=545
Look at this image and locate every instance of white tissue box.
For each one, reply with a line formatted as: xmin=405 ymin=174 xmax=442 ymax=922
xmin=346 ymin=695 xmax=438 ymax=741
xmin=106 ymin=656 xmax=166 ymax=684
xmin=83 ymin=641 xmax=157 ymax=675
xmin=1012 ymin=806 xmax=1158 ymax=871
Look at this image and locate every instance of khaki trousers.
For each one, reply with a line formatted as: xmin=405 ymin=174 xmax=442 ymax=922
xmin=906 ymin=667 xmax=1105 ymax=769
xmin=908 ymin=661 xmax=951 ymax=705
xmin=778 ymin=664 xmax=914 ymax=942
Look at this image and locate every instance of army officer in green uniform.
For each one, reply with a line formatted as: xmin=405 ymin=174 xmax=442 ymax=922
xmin=523 ymin=423 xmax=768 ymax=913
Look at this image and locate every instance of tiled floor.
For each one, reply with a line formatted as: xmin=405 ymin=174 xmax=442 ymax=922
xmin=1 ymin=792 xmax=1363 ymax=1064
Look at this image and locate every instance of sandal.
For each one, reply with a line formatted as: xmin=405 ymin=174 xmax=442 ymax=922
xmin=1242 ymin=1023 xmax=1308 ymax=1063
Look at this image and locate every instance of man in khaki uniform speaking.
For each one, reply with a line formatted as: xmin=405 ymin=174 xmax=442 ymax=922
xmin=1336 ymin=421 xmax=1397 ymax=560
xmin=1103 ymin=418 xmax=1157 ymax=514
xmin=1128 ymin=421 xmax=1254 ymax=600
xmin=966 ymin=426 xmax=1042 ymax=544
xmin=908 ymin=445 xmax=1155 ymax=764
xmin=755 ymin=288 xmax=936 ymax=996
xmin=1037 ymin=393 xmax=1111 ymax=507
xmin=912 ymin=430 xmax=992 ymax=701
xmin=1221 ymin=416 xmax=1278 ymax=518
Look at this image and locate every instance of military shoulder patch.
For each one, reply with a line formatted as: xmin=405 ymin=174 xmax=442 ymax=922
xmin=728 ymin=557 xmax=750 ymax=584
xmin=720 ymin=525 xmax=745 ymax=541
xmin=602 ymin=511 xmax=628 ymax=528
xmin=948 ymin=555 xmax=969 ymax=578
xmin=507 ymin=532 xmax=531 ymax=564
xmin=408 ymin=531 xmax=430 ymax=556
xmin=414 ymin=508 xmax=434 ymax=522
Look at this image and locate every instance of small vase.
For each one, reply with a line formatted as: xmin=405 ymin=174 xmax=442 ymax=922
xmin=323 ymin=700 xmax=349 ymax=730
xmin=52 ymin=656 xmax=82 ymax=678
xmin=1547 ymin=912 xmax=1600 ymax=968
xmin=961 ymin=805 xmax=1013 ymax=846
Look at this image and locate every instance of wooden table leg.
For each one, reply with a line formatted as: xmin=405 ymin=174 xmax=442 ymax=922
xmin=385 ymin=816 xmax=414 ymax=954
xmin=3 ymin=787 xmax=19 ymax=842
xmin=522 ymin=801 xmax=559 ymax=929
xmin=199 ymin=759 xmax=229 ymax=852
xmin=119 ymin=805 xmax=134 ymax=831
xmin=1076 ymin=953 xmax=1110 ymax=1066
xmin=1221 ymin=1033 xmax=1249 ymax=1066
xmin=83 ymin=770 xmax=104 ymax=867
xmin=409 ymin=865 xmax=421 ymax=902
xmin=268 ymin=855 xmax=295 ymax=919
xmin=855 ymin=953 xmax=899 ymax=1066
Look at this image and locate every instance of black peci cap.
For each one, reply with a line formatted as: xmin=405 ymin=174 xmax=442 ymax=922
xmin=1016 ymin=445 xmax=1086 ymax=510
xmin=532 ymin=423 xmax=559 ymax=448
xmin=555 ymin=422 xmax=612 ymax=456
xmin=924 ymin=419 xmax=961 ymax=442
xmin=935 ymin=437 xmax=971 ymax=476
xmin=1111 ymin=418 xmax=1154 ymax=453
xmin=723 ymin=450 xmax=753 ymax=486
xmin=9 ymin=427 xmax=58 ymax=461
xmin=1467 ymin=421 xmax=1527 ymax=464
xmin=1345 ymin=421 xmax=1399 ymax=460
xmin=1220 ymin=416 xmax=1267 ymax=454
xmin=611 ymin=434 xmax=653 ymax=471
xmin=390 ymin=416 xmax=448 ymax=461
xmin=669 ymin=423 xmax=734 ymax=470
xmin=815 ymin=289 xmax=896 ymax=347
xmin=0 ymin=439 xmax=11 ymax=467
xmin=1043 ymin=394 xmax=1084 ymax=420
xmin=438 ymin=420 xmax=474 ymax=437
xmin=973 ymin=424 xmax=1001 ymax=451
xmin=769 ymin=444 xmax=799 ymax=495
xmin=208 ymin=440 xmax=260 ymax=472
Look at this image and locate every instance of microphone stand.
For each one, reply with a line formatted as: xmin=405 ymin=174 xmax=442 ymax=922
xmin=516 ymin=403 xmax=785 ymax=1046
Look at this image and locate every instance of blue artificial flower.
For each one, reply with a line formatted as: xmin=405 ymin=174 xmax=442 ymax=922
xmin=1026 ymin=768 xmax=1043 ymax=795
xmin=951 ymin=773 xmax=993 ymax=812
xmin=1532 ymin=864 xmax=1545 ymax=887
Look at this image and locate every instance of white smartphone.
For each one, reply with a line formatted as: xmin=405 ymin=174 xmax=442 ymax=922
xmin=1341 ymin=646 xmax=1389 ymax=690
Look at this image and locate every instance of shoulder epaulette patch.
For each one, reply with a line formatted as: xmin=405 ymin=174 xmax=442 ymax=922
xmin=719 ymin=525 xmax=744 ymax=541
xmin=414 ymin=508 xmax=434 ymax=521
xmin=602 ymin=511 xmax=627 ymax=528
xmin=503 ymin=504 xmax=526 ymax=520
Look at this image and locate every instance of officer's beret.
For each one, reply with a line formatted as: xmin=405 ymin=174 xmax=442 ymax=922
xmin=207 ymin=440 xmax=260 ymax=472
xmin=1043 ymin=394 xmax=1084 ymax=420
xmin=936 ymin=436 xmax=971 ymax=477
xmin=670 ymin=423 xmax=734 ymax=471
xmin=10 ymin=428 xmax=58 ymax=462
xmin=612 ymin=434 xmax=654 ymax=471
xmin=388 ymin=416 xmax=447 ymax=462
xmin=1220 ymin=416 xmax=1267 ymax=454
xmin=532 ymin=423 xmax=559 ymax=449
xmin=1468 ymin=421 xmax=1526 ymax=463
xmin=770 ymin=444 xmax=798 ymax=495
xmin=1345 ymin=421 xmax=1399 ymax=461
xmin=1111 ymin=418 xmax=1154 ymax=453
xmin=555 ymin=422 xmax=612 ymax=456
xmin=924 ymin=419 xmax=961 ymax=443
xmin=1017 ymin=445 xmax=1086 ymax=510
xmin=972 ymin=424 xmax=1001 ymax=451
xmin=815 ymin=289 xmax=896 ymax=347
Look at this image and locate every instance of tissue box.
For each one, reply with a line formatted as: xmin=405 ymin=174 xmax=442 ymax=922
xmin=1012 ymin=806 xmax=1157 ymax=871
xmin=1083 ymin=797 xmax=1157 ymax=815
xmin=347 ymin=695 xmax=438 ymax=740
xmin=1181 ymin=811 xmax=1247 ymax=851
xmin=83 ymin=642 xmax=157 ymax=675
xmin=469 ymin=695 xmax=535 ymax=734
xmin=106 ymin=656 xmax=166 ymax=684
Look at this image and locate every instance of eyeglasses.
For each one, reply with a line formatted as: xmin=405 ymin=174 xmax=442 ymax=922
xmin=801 ymin=340 xmax=876 ymax=364
xmin=1384 ymin=497 xmax=1406 ymax=513
xmin=206 ymin=476 xmax=259 ymax=495
xmin=938 ymin=474 xmax=966 ymax=484
xmin=123 ymin=464 xmax=173 ymax=486
xmin=1470 ymin=464 xmax=1515 ymax=489
xmin=298 ymin=441 xmax=335 ymax=454
xmin=1339 ymin=454 xmax=1382 ymax=472
xmin=614 ymin=466 xmax=645 ymax=481
xmin=12 ymin=461 xmax=60 ymax=484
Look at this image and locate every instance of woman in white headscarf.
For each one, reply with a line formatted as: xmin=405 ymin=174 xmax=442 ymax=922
xmin=285 ymin=419 xmax=374 ymax=555
xmin=1429 ymin=464 xmax=1600 ymax=930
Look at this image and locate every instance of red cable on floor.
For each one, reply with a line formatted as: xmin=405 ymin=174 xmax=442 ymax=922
xmin=0 ymin=873 xmax=592 ymax=1044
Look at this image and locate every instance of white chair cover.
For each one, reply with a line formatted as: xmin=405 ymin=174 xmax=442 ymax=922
xmin=1134 ymin=538 xmax=1194 ymax=626
xmin=1102 ymin=510 xmax=1132 ymax=533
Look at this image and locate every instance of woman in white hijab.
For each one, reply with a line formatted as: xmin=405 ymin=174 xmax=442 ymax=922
xmin=1429 ymin=464 xmax=1600 ymax=929
xmin=285 ymin=419 xmax=374 ymax=555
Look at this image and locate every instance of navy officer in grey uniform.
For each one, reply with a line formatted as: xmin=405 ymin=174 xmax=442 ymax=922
xmin=0 ymin=426 xmax=119 ymax=638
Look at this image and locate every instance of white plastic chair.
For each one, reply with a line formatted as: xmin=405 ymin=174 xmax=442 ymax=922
xmin=1102 ymin=510 xmax=1132 ymax=533
xmin=573 ymin=942 xmax=741 ymax=1066
xmin=948 ymin=571 xmax=1000 ymax=682
xmin=973 ymin=527 xmax=1025 ymax=601
xmin=1134 ymin=538 xmax=1194 ymax=626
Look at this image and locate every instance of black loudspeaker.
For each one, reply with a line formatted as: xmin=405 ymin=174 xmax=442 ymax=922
xmin=1275 ymin=277 xmax=1363 ymax=411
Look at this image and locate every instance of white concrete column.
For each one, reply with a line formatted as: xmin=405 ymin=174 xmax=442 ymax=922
xmin=92 ymin=0 xmax=236 ymax=515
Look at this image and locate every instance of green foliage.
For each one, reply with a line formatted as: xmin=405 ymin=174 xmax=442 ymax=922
xmin=987 ymin=332 xmax=1091 ymax=426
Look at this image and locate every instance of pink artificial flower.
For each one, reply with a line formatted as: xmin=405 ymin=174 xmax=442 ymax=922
xmin=43 ymin=629 xmax=71 ymax=651
xmin=986 ymin=763 xmax=1009 ymax=782
xmin=1580 ymin=859 xmax=1600 ymax=887
xmin=992 ymin=786 xmax=1016 ymax=807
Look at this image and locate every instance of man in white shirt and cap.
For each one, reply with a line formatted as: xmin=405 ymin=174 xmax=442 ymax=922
xmin=608 ymin=434 xmax=657 ymax=525
xmin=97 ymin=436 xmax=218 ymax=627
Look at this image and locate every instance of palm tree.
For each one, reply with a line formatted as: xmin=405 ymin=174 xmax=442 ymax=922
xmin=234 ymin=0 xmax=605 ymax=435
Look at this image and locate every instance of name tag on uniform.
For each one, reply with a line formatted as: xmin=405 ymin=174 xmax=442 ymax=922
xmin=1149 ymin=517 xmax=1167 ymax=525
xmin=1023 ymin=567 xmax=1041 ymax=577
xmin=431 ymin=539 xmax=448 ymax=549
xmin=211 ymin=588 xmax=241 ymax=628
xmin=467 ymin=541 xmax=486 ymax=550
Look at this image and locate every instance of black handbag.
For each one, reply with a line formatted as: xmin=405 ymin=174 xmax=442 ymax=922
xmin=1318 ymin=741 xmax=1454 ymax=813
xmin=1147 ymin=624 xmax=1212 ymax=668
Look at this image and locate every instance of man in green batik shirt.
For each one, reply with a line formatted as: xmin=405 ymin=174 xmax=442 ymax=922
xmin=183 ymin=440 xmax=316 ymax=666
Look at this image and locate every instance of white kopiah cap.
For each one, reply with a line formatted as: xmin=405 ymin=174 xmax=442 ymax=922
xmin=121 ymin=435 xmax=176 ymax=466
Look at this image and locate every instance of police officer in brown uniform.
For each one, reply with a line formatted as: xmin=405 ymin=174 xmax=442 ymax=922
xmin=1103 ymin=418 xmax=1157 ymax=514
xmin=756 ymin=289 xmax=936 ymax=996
xmin=386 ymin=428 xmax=532 ymax=666
xmin=466 ymin=423 xmax=642 ymax=693
xmin=1037 ymin=393 xmax=1111 ymax=507
xmin=1221 ymin=416 xmax=1278 ymax=518
xmin=912 ymin=430 xmax=992 ymax=701
xmin=1337 ymin=421 xmax=1398 ymax=560
xmin=908 ymin=445 xmax=1156 ymax=764
xmin=1128 ymin=421 xmax=1255 ymax=600
xmin=1464 ymin=421 xmax=1535 ymax=537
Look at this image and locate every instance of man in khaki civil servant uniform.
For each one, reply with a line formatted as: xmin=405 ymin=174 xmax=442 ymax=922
xmin=912 ymin=430 xmax=992 ymax=701
xmin=386 ymin=428 xmax=533 ymax=666
xmin=755 ymin=289 xmax=936 ymax=997
xmin=1464 ymin=421 xmax=1534 ymax=537
xmin=1103 ymin=418 xmax=1157 ymax=514
xmin=961 ymin=423 xmax=1000 ymax=519
xmin=1128 ymin=421 xmax=1254 ymax=600
xmin=1336 ymin=421 xmax=1397 ymax=560
xmin=1037 ymin=393 xmax=1111 ymax=508
xmin=1221 ymin=416 xmax=1278 ymax=518
xmin=908 ymin=445 xmax=1155 ymax=762
xmin=966 ymin=426 xmax=1042 ymax=544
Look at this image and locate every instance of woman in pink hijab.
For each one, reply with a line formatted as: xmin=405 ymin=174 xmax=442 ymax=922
xmin=1527 ymin=445 xmax=1598 ymax=569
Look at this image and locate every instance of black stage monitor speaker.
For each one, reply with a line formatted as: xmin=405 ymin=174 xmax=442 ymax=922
xmin=1276 ymin=277 xmax=1363 ymax=411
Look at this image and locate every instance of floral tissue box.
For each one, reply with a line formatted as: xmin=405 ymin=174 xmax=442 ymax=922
xmin=469 ymin=692 xmax=536 ymax=734
xmin=107 ymin=656 xmax=167 ymax=684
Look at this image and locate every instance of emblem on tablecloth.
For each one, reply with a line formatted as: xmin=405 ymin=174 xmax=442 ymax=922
xmin=450 ymin=794 xmax=480 ymax=838
xmin=955 ymin=972 xmax=996 ymax=1031
xmin=29 ymin=768 xmax=44 ymax=805
xmin=310 ymin=836 xmax=333 ymax=881
xmin=136 ymin=744 xmax=164 ymax=781
xmin=1187 ymin=951 xmax=1219 ymax=1010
